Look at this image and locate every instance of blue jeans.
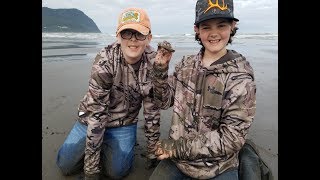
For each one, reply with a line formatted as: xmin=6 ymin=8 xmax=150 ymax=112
xmin=56 ymin=121 xmax=137 ymax=179
xmin=238 ymin=142 xmax=272 ymax=180
xmin=149 ymin=159 xmax=238 ymax=180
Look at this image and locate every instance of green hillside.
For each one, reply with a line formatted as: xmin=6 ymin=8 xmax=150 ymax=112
xmin=42 ymin=7 xmax=101 ymax=33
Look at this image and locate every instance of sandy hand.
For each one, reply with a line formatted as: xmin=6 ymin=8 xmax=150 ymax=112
xmin=155 ymin=40 xmax=175 ymax=68
xmin=154 ymin=140 xmax=175 ymax=160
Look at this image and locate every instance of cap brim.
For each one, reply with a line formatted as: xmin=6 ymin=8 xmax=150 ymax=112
xmin=195 ymin=16 xmax=239 ymax=25
xmin=117 ymin=24 xmax=150 ymax=36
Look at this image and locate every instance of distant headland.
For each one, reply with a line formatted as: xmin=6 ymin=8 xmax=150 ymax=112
xmin=42 ymin=7 xmax=101 ymax=33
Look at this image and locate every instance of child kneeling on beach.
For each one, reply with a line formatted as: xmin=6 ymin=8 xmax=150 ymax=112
xmin=149 ymin=0 xmax=267 ymax=179
xmin=56 ymin=7 xmax=171 ymax=180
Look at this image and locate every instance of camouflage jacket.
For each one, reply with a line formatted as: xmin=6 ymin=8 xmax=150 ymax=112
xmin=78 ymin=42 xmax=161 ymax=175
xmin=153 ymin=49 xmax=256 ymax=179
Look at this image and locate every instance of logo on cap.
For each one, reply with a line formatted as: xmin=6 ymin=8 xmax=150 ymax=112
xmin=121 ymin=10 xmax=141 ymax=24
xmin=205 ymin=0 xmax=228 ymax=13
xmin=194 ymin=0 xmax=238 ymax=25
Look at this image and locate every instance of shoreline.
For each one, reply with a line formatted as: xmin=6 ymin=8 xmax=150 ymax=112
xmin=42 ymin=40 xmax=278 ymax=179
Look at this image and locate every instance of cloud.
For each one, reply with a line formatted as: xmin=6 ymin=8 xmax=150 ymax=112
xmin=42 ymin=0 xmax=277 ymax=34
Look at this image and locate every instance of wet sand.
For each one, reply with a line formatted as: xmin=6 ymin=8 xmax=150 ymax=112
xmin=42 ymin=45 xmax=278 ymax=179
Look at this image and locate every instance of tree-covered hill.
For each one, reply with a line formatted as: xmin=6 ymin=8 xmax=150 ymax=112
xmin=42 ymin=7 xmax=101 ymax=33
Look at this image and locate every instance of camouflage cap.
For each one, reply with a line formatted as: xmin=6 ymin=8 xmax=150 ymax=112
xmin=194 ymin=0 xmax=239 ymax=25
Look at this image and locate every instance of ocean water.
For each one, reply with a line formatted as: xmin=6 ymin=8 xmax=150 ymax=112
xmin=42 ymin=32 xmax=278 ymax=179
xmin=42 ymin=32 xmax=278 ymax=69
xmin=42 ymin=32 xmax=278 ymax=79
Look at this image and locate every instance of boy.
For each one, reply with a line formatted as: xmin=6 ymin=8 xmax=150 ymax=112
xmin=56 ymin=7 xmax=170 ymax=180
xmin=150 ymin=0 xmax=257 ymax=179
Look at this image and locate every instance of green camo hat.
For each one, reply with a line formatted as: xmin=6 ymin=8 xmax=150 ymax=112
xmin=195 ymin=0 xmax=239 ymax=25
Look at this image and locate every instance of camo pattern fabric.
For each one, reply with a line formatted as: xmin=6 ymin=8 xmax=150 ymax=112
xmin=78 ymin=42 xmax=161 ymax=175
xmin=152 ymin=49 xmax=256 ymax=179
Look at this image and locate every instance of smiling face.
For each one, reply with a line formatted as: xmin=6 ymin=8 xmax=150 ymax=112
xmin=117 ymin=29 xmax=152 ymax=64
xmin=194 ymin=18 xmax=235 ymax=59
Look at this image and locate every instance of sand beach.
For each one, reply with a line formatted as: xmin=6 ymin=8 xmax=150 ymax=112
xmin=42 ymin=33 xmax=278 ymax=180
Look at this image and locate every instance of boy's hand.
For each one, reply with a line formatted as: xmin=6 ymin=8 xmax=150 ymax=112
xmin=155 ymin=41 xmax=175 ymax=69
xmin=154 ymin=139 xmax=176 ymax=160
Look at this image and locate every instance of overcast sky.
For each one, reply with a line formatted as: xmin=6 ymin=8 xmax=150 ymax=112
xmin=42 ymin=0 xmax=277 ymax=34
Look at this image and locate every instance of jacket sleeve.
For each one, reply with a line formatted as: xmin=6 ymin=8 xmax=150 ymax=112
xmin=152 ymin=62 xmax=178 ymax=109
xmin=173 ymin=73 xmax=256 ymax=161
xmin=82 ymin=51 xmax=114 ymax=175
xmin=143 ymin=91 xmax=161 ymax=159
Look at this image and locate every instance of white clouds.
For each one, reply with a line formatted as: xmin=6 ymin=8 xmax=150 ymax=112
xmin=42 ymin=0 xmax=277 ymax=34
xmin=236 ymin=0 xmax=277 ymax=9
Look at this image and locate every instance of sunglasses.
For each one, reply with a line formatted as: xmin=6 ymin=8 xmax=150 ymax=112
xmin=120 ymin=30 xmax=149 ymax=41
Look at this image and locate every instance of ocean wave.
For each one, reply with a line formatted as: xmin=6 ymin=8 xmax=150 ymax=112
xmin=42 ymin=32 xmax=277 ymax=41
